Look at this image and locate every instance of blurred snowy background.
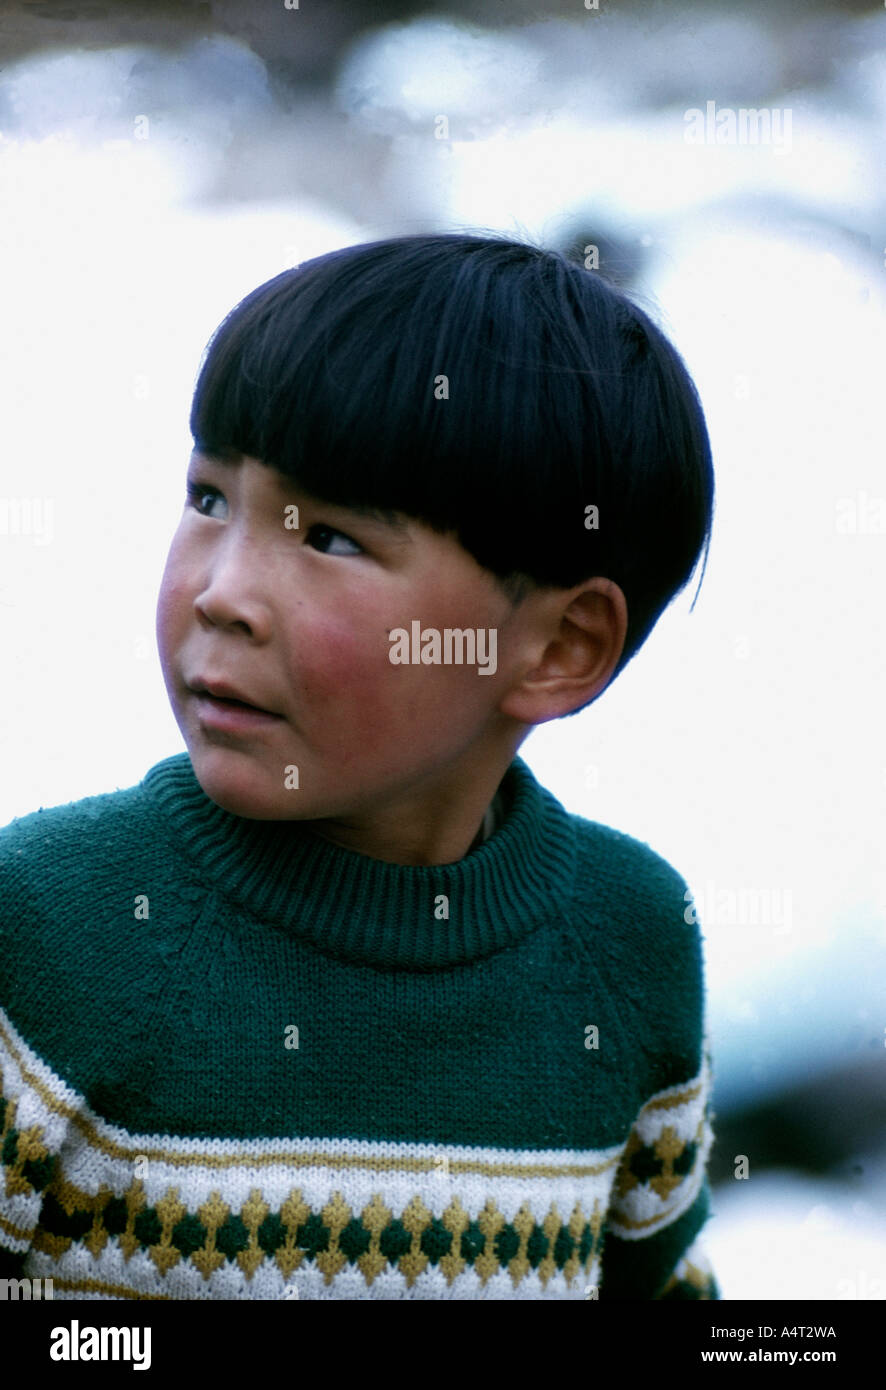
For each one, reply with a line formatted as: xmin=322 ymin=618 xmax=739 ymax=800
xmin=1 ymin=0 xmax=884 ymax=1300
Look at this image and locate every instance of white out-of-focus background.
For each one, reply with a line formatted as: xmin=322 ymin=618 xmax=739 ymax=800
xmin=1 ymin=0 xmax=885 ymax=1302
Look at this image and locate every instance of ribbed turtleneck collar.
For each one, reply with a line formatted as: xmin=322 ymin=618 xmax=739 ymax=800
xmin=141 ymin=752 xmax=576 ymax=971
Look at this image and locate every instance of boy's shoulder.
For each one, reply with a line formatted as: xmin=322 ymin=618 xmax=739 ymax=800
xmin=546 ymin=791 xmax=706 ymax=1064
xmin=557 ymin=794 xmax=693 ymax=919
xmin=0 ymin=758 xmax=181 ymax=900
xmin=515 ymin=756 xmax=697 ymax=943
xmin=0 ymin=767 xmax=149 ymax=844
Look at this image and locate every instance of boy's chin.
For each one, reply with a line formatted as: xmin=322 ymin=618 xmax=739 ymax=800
xmin=187 ymin=746 xmax=307 ymax=821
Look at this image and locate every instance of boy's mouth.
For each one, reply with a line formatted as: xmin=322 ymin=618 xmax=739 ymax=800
xmin=188 ymin=677 xmax=281 ymax=717
xmin=208 ymin=695 xmax=264 ymax=711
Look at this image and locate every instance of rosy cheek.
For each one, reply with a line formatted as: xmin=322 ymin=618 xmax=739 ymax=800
xmin=285 ymin=618 xmax=389 ymax=701
xmin=156 ymin=580 xmax=186 ymax=642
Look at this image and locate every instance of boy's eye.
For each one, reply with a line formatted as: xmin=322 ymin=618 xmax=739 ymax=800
xmin=186 ymin=482 xmax=226 ymax=519
xmin=185 ymin=483 xmax=362 ymax=557
xmin=305 ymin=524 xmax=363 ymax=557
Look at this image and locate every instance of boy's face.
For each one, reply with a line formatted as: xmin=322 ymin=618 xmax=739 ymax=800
xmin=156 ymin=451 xmax=528 ymax=847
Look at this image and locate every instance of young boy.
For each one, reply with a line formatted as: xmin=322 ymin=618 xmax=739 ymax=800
xmin=0 ymin=232 xmax=718 ymax=1300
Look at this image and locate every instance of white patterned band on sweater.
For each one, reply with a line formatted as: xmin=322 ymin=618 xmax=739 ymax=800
xmin=1 ymin=1008 xmax=714 ymax=1300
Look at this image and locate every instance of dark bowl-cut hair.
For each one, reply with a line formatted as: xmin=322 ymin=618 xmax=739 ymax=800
xmin=189 ymin=230 xmax=714 ymax=701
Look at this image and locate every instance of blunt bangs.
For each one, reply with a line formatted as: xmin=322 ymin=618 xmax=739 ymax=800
xmin=189 ymin=231 xmax=714 ymax=675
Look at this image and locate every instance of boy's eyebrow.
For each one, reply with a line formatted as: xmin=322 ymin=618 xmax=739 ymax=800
xmin=189 ymin=448 xmax=412 ymax=539
xmin=193 ymin=446 xmax=242 ymax=465
xmin=332 ymin=501 xmax=411 ymax=536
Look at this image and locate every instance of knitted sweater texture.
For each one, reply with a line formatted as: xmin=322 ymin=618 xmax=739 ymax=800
xmin=0 ymin=752 xmax=719 ymax=1300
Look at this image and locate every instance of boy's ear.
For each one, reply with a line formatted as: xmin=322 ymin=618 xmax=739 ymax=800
xmin=498 ymin=578 xmax=628 ymax=724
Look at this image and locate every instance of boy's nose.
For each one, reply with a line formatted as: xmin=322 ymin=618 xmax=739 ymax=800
xmin=193 ymin=576 xmax=272 ymax=641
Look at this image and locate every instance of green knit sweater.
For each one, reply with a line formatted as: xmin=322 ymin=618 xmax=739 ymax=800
xmin=0 ymin=752 xmax=719 ymax=1300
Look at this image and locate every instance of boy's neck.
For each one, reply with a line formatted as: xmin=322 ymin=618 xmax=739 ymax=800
xmin=300 ymin=740 xmax=521 ymax=866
